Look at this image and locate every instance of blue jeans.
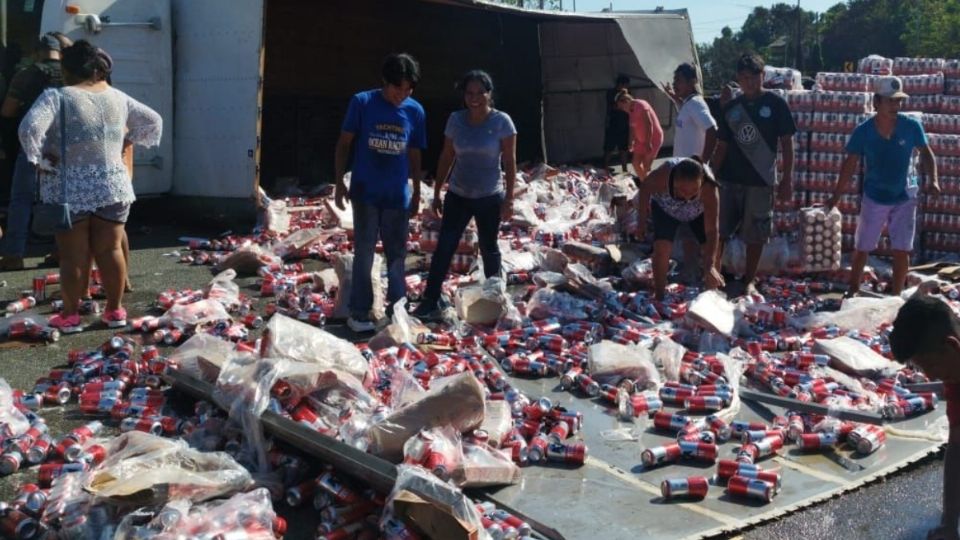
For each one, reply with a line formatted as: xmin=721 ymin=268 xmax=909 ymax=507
xmin=423 ymin=191 xmax=503 ymax=303
xmin=2 ymin=152 xmax=37 ymax=257
xmin=350 ymin=202 xmax=409 ymax=319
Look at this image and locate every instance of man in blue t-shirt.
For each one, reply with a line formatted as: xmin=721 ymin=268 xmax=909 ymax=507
xmin=829 ymin=75 xmax=940 ymax=296
xmin=334 ymin=53 xmax=426 ymax=332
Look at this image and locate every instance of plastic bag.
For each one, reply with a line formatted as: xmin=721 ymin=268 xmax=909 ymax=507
xmin=652 ymin=338 xmax=687 ymax=382
xmin=758 ymin=236 xmax=791 ymax=274
xmin=114 ymin=488 xmax=278 ymax=540
xmin=168 ymin=333 xmax=236 ymax=382
xmin=527 ymin=288 xmax=592 ymax=321
xmin=791 ymin=296 xmax=905 ymax=333
xmin=501 ymin=249 xmax=537 ymax=273
xmin=332 ymin=252 xmax=386 ymax=321
xmin=160 ymin=299 xmax=231 ymax=328
xmin=403 ymin=426 xmax=464 ymax=482
xmin=85 ymin=431 xmax=253 ymax=504
xmin=721 ymin=237 xmax=746 ymax=276
xmin=272 ymin=228 xmax=326 ymax=258
xmin=262 ymin=314 xmax=369 ymax=380
xmin=587 ymin=340 xmax=660 ymax=388
xmin=686 ymin=290 xmax=738 ymax=337
xmin=264 ymin=199 xmax=291 ymax=233
xmin=388 ymin=368 xmax=427 ymax=410
xmin=205 ymin=269 xmax=241 ymax=309
xmin=0 ymin=378 xmax=29 ymax=439
xmin=380 ymin=464 xmax=488 ymax=539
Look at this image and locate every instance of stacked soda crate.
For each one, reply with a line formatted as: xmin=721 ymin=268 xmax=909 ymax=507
xmin=798 ymin=73 xmax=874 ymax=252
xmin=886 ymin=57 xmax=960 ymax=261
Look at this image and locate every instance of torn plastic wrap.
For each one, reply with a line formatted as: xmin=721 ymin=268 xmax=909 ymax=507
xmin=455 ymin=278 xmax=510 ymax=326
xmin=160 ymin=298 xmax=230 ymax=329
xmin=381 ymin=464 xmax=489 ymax=540
xmin=42 ymin=472 xmax=111 ymax=540
xmin=264 ymin=199 xmax=291 ymax=234
xmin=527 ymin=288 xmax=594 ymax=321
xmin=479 ymin=400 xmax=512 ymax=448
xmin=272 ymin=227 xmax=325 ymax=259
xmin=403 ymin=426 xmax=464 ymax=482
xmin=214 ymin=352 xmax=344 ymax=471
xmin=332 ymin=252 xmax=386 ymax=321
xmin=813 ymin=336 xmax=905 ymax=378
xmin=368 ymin=372 xmax=486 ymax=462
xmin=168 ymin=333 xmax=236 ymax=383
xmin=204 ymin=269 xmax=241 ymax=309
xmin=84 ymin=431 xmax=253 ymax=505
xmin=721 ymin=237 xmax=747 ymax=276
xmin=792 ymin=296 xmax=905 ymax=333
xmin=114 ymin=487 xmax=278 ymax=540
xmin=652 ymin=338 xmax=687 ymax=383
xmin=587 ymin=340 xmax=660 ymax=389
xmin=261 ymin=313 xmax=369 ymax=381
xmin=217 ymin=244 xmax=282 ymax=276
xmin=0 ymin=378 xmax=30 ymax=438
xmin=456 ymin=441 xmax=521 ymax=488
xmin=686 ymin=289 xmax=742 ymax=337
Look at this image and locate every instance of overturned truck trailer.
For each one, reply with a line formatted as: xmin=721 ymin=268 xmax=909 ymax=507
xmin=35 ymin=0 xmax=696 ymax=213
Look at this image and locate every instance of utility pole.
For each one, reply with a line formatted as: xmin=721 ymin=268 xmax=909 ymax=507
xmin=795 ymin=0 xmax=802 ymax=70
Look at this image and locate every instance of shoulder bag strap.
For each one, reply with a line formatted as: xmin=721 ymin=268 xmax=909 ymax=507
xmin=59 ymin=89 xmax=67 ymax=204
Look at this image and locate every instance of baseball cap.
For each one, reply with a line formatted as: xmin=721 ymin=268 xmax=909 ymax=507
xmin=874 ymin=75 xmax=909 ymax=99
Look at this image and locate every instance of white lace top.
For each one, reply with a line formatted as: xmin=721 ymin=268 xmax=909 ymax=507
xmin=18 ymin=86 xmax=162 ymax=213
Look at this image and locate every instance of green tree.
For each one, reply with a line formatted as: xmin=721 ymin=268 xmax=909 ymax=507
xmin=819 ymin=0 xmax=911 ymax=71
xmin=903 ymin=0 xmax=960 ymax=58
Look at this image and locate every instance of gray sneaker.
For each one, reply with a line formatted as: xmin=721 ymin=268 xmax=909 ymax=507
xmin=347 ymin=316 xmax=376 ymax=333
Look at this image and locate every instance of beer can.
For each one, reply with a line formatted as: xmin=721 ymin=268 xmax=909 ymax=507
xmin=727 ymin=475 xmax=775 ymax=503
xmin=641 ymin=443 xmax=682 ymax=468
xmin=660 ymin=476 xmax=709 ymax=500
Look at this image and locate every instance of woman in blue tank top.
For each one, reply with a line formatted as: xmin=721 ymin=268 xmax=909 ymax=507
xmin=637 ymin=157 xmax=723 ymax=299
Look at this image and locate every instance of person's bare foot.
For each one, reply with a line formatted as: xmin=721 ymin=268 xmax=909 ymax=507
xmin=124 ymin=280 xmax=134 ymax=293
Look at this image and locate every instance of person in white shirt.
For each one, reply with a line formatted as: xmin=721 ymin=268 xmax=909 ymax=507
xmin=663 ymin=63 xmax=717 ymax=161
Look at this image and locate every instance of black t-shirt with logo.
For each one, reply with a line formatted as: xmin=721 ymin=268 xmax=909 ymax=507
xmin=717 ymin=91 xmax=796 ymax=186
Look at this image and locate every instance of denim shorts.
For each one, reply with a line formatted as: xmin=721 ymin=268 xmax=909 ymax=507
xmin=71 ymin=202 xmax=131 ymax=224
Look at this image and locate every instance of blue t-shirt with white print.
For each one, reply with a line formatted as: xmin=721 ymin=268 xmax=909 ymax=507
xmin=341 ymin=89 xmax=426 ymax=209
xmin=846 ymin=113 xmax=928 ymax=205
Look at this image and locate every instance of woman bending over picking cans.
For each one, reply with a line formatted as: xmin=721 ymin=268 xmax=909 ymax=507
xmin=636 ymin=157 xmax=724 ymax=300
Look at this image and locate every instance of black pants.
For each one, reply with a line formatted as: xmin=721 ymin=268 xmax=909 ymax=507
xmin=423 ymin=191 xmax=503 ymax=303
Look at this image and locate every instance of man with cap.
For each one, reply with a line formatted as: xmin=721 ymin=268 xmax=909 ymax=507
xmin=0 ymin=32 xmax=71 ymax=271
xmin=663 ymin=63 xmax=717 ymax=162
xmin=828 ymin=75 xmax=939 ymax=296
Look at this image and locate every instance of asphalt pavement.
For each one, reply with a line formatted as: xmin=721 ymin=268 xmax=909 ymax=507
xmin=0 ymin=217 xmax=949 ymax=540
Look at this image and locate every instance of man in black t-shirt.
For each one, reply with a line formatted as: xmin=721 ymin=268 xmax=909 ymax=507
xmin=710 ymin=54 xmax=796 ymax=293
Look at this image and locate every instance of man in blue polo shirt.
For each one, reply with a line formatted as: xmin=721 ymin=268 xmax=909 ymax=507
xmin=334 ymin=53 xmax=426 ymax=332
xmin=829 ymin=75 xmax=939 ymax=297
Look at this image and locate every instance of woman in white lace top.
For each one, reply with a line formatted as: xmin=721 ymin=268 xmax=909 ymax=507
xmin=18 ymin=40 xmax=161 ymax=333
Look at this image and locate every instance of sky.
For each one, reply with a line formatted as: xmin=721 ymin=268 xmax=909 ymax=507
xmin=570 ymin=0 xmax=844 ymax=44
